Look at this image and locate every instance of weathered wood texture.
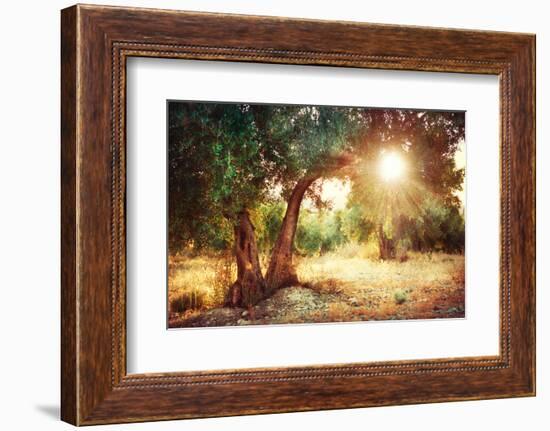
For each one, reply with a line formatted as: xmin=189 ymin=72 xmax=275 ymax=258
xmin=61 ymin=4 xmax=535 ymax=425
xmin=60 ymin=5 xmax=78 ymax=425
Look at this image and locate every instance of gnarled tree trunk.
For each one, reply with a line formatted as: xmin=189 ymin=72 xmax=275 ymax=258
xmin=225 ymin=210 xmax=266 ymax=307
xmin=265 ymin=177 xmax=317 ymax=291
xmin=378 ymin=224 xmax=396 ymax=260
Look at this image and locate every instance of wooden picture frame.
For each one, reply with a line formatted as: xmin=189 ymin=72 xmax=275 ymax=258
xmin=61 ymin=4 xmax=535 ymax=425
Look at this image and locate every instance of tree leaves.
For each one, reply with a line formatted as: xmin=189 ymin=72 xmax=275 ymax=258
xmin=168 ymin=102 xmax=465 ymax=254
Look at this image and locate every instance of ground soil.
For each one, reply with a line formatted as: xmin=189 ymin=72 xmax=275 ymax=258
xmin=168 ymin=253 xmax=465 ymax=328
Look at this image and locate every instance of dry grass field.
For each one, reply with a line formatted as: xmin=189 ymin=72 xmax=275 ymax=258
xmin=168 ymin=247 xmax=465 ymax=328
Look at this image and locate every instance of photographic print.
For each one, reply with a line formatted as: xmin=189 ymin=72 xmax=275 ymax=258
xmin=167 ymin=102 xmax=465 ymax=329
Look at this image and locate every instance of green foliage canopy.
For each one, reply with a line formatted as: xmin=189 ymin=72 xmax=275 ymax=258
xmin=168 ymin=102 xmax=361 ymax=251
xmin=168 ymin=103 xmax=465 ymax=255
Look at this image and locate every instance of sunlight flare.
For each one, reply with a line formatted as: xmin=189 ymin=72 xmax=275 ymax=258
xmin=379 ymin=152 xmax=406 ymax=182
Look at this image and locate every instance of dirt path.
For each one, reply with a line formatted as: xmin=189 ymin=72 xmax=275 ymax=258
xmin=168 ymin=259 xmax=465 ymax=328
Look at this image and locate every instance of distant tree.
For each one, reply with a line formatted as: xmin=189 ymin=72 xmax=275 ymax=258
xmin=341 ymin=204 xmax=376 ymax=244
xmin=347 ymin=110 xmax=465 ymax=259
xmin=253 ymin=202 xmax=285 ymax=255
xmin=398 ymin=198 xmax=465 ymax=253
xmin=295 ymin=211 xmax=325 ymax=256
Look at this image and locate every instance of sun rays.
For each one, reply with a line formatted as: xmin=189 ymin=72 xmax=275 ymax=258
xmin=378 ymin=151 xmax=407 ymax=183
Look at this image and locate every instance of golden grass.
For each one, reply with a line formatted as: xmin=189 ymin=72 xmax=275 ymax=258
xmin=296 ymin=250 xmax=464 ymax=321
xmin=297 ymin=251 xmax=462 ymax=290
xmin=168 ymin=253 xmax=235 ymax=315
xmin=168 ymin=247 xmax=465 ymax=324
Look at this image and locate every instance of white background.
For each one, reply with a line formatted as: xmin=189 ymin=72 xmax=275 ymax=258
xmin=0 ymin=0 xmax=547 ymax=430
xmin=127 ymin=59 xmax=500 ymax=373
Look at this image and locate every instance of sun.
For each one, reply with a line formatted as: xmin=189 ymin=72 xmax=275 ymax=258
xmin=379 ymin=152 xmax=406 ymax=182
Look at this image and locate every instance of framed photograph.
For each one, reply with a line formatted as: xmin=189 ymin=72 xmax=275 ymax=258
xmin=61 ymin=4 xmax=535 ymax=425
